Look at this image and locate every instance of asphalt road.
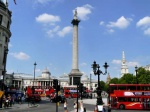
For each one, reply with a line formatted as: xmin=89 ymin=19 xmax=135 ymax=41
xmin=0 ymin=98 xmax=150 ymax=112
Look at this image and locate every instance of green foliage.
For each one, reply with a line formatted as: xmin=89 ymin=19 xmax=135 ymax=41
xmin=108 ymin=67 xmax=150 ymax=84
xmin=98 ymin=67 xmax=150 ymax=92
xmin=109 ymin=77 xmax=119 ymax=84
xmin=119 ymin=73 xmax=135 ymax=84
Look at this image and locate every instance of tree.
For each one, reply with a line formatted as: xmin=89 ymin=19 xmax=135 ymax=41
xmin=119 ymin=73 xmax=135 ymax=84
xmin=100 ymin=80 xmax=105 ymax=91
xmin=109 ymin=77 xmax=119 ymax=84
xmin=137 ymin=67 xmax=150 ymax=84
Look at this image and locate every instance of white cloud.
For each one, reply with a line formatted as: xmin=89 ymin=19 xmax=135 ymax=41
xmin=47 ymin=26 xmax=60 ymax=38
xmin=10 ymin=52 xmax=30 ymax=60
xmin=57 ymin=26 xmax=72 ymax=37
xmin=127 ymin=61 xmax=140 ymax=67
xmin=36 ymin=13 xmax=60 ymax=25
xmin=107 ymin=16 xmax=132 ymax=29
xmin=136 ymin=16 xmax=150 ymax=36
xmin=136 ymin=16 xmax=150 ymax=28
xmin=99 ymin=21 xmax=104 ymax=25
xmin=80 ymin=62 xmax=87 ymax=67
xmin=36 ymin=0 xmax=54 ymax=4
xmin=75 ymin=4 xmax=93 ymax=20
xmin=144 ymin=28 xmax=150 ymax=36
xmin=35 ymin=69 xmax=41 ymax=72
xmin=8 ymin=43 xmax=12 ymax=47
xmin=112 ymin=60 xmax=121 ymax=64
xmin=108 ymin=29 xmax=114 ymax=33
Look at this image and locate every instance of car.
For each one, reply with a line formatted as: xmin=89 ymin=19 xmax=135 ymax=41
xmin=50 ymin=94 xmax=66 ymax=103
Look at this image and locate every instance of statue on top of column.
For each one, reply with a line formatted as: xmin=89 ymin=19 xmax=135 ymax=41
xmin=74 ymin=9 xmax=78 ymax=20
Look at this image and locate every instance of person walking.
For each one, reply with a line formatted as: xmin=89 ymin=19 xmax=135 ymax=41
xmin=73 ymin=101 xmax=77 ymax=112
xmin=79 ymin=100 xmax=84 ymax=112
xmin=64 ymin=99 xmax=68 ymax=112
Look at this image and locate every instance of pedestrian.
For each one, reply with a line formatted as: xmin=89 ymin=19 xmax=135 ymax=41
xmin=31 ymin=95 xmax=35 ymax=105
xmin=108 ymin=103 xmax=111 ymax=112
xmin=11 ymin=94 xmax=15 ymax=105
xmin=79 ymin=100 xmax=84 ymax=112
xmin=64 ymin=99 xmax=68 ymax=112
xmin=2 ymin=95 xmax=6 ymax=108
xmin=73 ymin=101 xmax=78 ymax=112
xmin=17 ymin=95 xmax=22 ymax=104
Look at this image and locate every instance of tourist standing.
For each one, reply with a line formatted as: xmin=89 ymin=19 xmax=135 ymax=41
xmin=64 ymin=99 xmax=68 ymax=112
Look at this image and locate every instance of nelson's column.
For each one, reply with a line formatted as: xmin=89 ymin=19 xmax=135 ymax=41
xmin=69 ymin=10 xmax=83 ymax=85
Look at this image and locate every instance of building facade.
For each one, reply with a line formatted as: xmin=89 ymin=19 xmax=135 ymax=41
xmin=4 ymin=68 xmax=98 ymax=92
xmin=143 ymin=64 xmax=150 ymax=71
xmin=0 ymin=1 xmax=12 ymax=90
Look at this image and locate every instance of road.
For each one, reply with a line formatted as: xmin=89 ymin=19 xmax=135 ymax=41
xmin=0 ymin=98 xmax=150 ymax=112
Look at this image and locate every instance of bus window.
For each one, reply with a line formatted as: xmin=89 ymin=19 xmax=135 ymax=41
xmin=137 ymin=86 xmax=141 ymax=90
xmin=118 ymin=97 xmax=127 ymax=102
xmin=110 ymin=86 xmax=117 ymax=94
xmin=118 ymin=86 xmax=126 ymax=90
xmin=127 ymin=86 xmax=136 ymax=90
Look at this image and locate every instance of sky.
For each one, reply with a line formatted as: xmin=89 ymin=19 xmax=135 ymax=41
xmin=3 ymin=0 xmax=150 ymax=81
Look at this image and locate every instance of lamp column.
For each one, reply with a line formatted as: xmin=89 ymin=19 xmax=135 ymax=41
xmin=135 ymin=66 xmax=138 ymax=84
xmin=92 ymin=61 xmax=109 ymax=112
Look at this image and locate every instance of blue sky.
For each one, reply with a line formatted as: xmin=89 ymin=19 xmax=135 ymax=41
xmin=4 ymin=0 xmax=150 ymax=81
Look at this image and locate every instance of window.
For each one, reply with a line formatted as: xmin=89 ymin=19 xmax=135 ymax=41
xmin=95 ymin=84 xmax=97 ymax=87
xmin=7 ymin=21 xmax=10 ymax=29
xmin=0 ymin=15 xmax=3 ymax=25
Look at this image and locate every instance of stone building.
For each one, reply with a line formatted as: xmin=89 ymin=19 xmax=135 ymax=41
xmin=4 ymin=68 xmax=98 ymax=91
xmin=0 ymin=1 xmax=12 ymax=90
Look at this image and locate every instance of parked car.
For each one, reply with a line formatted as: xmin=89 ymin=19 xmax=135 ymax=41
xmin=50 ymin=94 xmax=66 ymax=103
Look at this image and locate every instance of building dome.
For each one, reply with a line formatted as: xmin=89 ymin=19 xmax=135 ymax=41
xmin=41 ymin=68 xmax=51 ymax=78
xmin=82 ymin=74 xmax=89 ymax=80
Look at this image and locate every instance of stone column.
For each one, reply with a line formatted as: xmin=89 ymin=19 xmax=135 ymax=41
xmin=69 ymin=10 xmax=83 ymax=85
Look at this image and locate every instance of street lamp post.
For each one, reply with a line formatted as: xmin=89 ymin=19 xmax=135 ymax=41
xmin=33 ymin=62 xmax=37 ymax=86
xmin=135 ymin=66 xmax=138 ymax=84
xmin=49 ymin=73 xmax=50 ymax=95
xmin=32 ymin=62 xmax=37 ymax=94
xmin=90 ymin=74 xmax=92 ymax=99
xmin=91 ymin=61 xmax=109 ymax=112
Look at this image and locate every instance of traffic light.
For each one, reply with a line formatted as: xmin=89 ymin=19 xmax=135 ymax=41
xmin=57 ymin=85 xmax=60 ymax=91
xmin=79 ymin=83 xmax=83 ymax=93
xmin=53 ymin=79 xmax=58 ymax=89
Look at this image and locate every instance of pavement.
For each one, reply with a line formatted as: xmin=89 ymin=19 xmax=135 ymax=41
xmin=0 ymin=102 xmax=39 ymax=110
xmin=0 ymin=98 xmax=107 ymax=112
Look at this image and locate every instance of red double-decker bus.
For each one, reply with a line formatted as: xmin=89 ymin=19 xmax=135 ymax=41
xmin=109 ymin=84 xmax=150 ymax=110
xmin=63 ymin=86 xmax=78 ymax=98
xmin=26 ymin=86 xmax=54 ymax=97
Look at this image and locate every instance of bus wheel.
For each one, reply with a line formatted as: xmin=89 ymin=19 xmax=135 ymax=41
xmin=119 ymin=104 xmax=125 ymax=109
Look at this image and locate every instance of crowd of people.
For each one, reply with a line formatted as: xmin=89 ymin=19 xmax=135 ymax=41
xmin=64 ymin=99 xmax=86 ymax=112
xmin=2 ymin=94 xmax=23 ymax=108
